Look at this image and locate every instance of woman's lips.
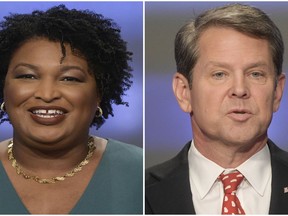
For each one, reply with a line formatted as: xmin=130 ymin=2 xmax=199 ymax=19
xmin=28 ymin=107 xmax=67 ymax=125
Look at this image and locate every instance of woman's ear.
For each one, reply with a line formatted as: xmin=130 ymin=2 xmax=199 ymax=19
xmin=172 ymin=72 xmax=192 ymax=113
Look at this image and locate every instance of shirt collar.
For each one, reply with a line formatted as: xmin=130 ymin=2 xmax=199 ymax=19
xmin=188 ymin=140 xmax=271 ymax=199
xmin=237 ymin=144 xmax=271 ymax=196
xmin=188 ymin=140 xmax=223 ymax=199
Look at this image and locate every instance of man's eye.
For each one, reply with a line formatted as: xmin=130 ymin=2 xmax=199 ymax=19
xmin=212 ymin=72 xmax=226 ymax=79
xmin=250 ymin=71 xmax=263 ymax=78
xmin=248 ymin=71 xmax=267 ymax=84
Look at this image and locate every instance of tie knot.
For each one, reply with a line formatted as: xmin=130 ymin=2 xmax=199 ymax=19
xmin=219 ymin=171 xmax=244 ymax=194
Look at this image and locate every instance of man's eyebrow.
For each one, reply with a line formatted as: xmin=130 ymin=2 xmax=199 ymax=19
xmin=205 ymin=61 xmax=230 ymax=67
xmin=204 ymin=61 xmax=233 ymax=71
xmin=243 ymin=62 xmax=270 ymax=69
xmin=204 ymin=61 xmax=270 ymax=70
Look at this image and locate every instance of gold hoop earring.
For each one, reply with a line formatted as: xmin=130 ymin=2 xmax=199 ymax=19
xmin=95 ymin=106 xmax=103 ymax=118
xmin=0 ymin=102 xmax=5 ymax=112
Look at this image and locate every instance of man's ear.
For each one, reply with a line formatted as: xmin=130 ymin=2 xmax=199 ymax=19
xmin=273 ymin=73 xmax=286 ymax=112
xmin=172 ymin=72 xmax=192 ymax=113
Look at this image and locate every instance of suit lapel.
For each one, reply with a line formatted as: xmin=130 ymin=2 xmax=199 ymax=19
xmin=147 ymin=139 xmax=288 ymax=214
xmin=268 ymin=140 xmax=288 ymax=214
xmin=146 ymin=142 xmax=195 ymax=214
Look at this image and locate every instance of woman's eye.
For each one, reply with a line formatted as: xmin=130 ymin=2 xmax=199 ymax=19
xmin=16 ymin=74 xmax=36 ymax=79
xmin=62 ymin=77 xmax=82 ymax=82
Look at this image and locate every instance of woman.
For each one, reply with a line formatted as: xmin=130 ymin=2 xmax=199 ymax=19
xmin=0 ymin=4 xmax=142 ymax=214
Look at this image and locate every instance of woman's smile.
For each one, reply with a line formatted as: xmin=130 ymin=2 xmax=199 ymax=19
xmin=29 ymin=106 xmax=67 ymax=125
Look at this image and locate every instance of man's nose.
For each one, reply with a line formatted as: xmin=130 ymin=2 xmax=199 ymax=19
xmin=228 ymin=75 xmax=250 ymax=99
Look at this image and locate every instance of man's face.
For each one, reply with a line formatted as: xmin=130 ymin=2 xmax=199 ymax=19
xmin=175 ymin=27 xmax=285 ymax=147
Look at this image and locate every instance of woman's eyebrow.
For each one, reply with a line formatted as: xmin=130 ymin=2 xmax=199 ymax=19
xmin=59 ymin=65 xmax=86 ymax=74
xmin=11 ymin=63 xmax=39 ymax=71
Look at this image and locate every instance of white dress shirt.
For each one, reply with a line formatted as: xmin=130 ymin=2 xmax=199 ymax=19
xmin=188 ymin=140 xmax=271 ymax=214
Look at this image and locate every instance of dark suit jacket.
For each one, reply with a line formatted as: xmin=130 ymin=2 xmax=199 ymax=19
xmin=146 ymin=139 xmax=288 ymax=214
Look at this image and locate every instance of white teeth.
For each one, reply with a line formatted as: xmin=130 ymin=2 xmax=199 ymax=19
xmin=34 ymin=109 xmax=46 ymax=114
xmin=32 ymin=109 xmax=64 ymax=116
xmin=36 ymin=114 xmax=57 ymax=118
xmin=47 ymin=110 xmax=63 ymax=115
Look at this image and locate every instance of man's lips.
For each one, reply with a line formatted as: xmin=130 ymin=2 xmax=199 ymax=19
xmin=228 ymin=108 xmax=252 ymax=114
xmin=227 ymin=109 xmax=253 ymax=122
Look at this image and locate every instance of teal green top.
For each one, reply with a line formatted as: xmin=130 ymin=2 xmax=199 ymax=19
xmin=0 ymin=139 xmax=143 ymax=214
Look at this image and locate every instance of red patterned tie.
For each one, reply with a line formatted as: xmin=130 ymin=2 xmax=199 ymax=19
xmin=219 ymin=171 xmax=245 ymax=215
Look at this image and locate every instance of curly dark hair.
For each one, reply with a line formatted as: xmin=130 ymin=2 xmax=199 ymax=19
xmin=0 ymin=4 xmax=133 ymax=129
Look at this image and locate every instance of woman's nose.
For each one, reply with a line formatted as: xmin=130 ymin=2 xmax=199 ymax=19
xmin=33 ymin=79 xmax=61 ymax=102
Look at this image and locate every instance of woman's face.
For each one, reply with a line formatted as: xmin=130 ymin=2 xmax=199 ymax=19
xmin=4 ymin=38 xmax=99 ymax=145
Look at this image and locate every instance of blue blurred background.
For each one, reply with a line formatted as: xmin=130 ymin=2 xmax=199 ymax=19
xmin=146 ymin=2 xmax=288 ymax=167
xmin=0 ymin=2 xmax=143 ymax=148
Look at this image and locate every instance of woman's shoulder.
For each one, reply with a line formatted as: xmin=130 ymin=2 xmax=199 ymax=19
xmin=107 ymin=139 xmax=142 ymax=156
xmin=94 ymin=137 xmax=142 ymax=165
xmin=100 ymin=138 xmax=143 ymax=182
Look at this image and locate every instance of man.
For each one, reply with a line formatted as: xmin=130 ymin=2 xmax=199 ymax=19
xmin=146 ymin=3 xmax=288 ymax=214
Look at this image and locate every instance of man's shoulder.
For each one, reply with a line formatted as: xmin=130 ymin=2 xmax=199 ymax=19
xmin=145 ymin=142 xmax=195 ymax=214
xmin=145 ymin=157 xmax=177 ymax=186
xmin=268 ymin=139 xmax=288 ymax=167
xmin=266 ymin=139 xmax=288 ymax=214
xmin=146 ymin=142 xmax=191 ymax=186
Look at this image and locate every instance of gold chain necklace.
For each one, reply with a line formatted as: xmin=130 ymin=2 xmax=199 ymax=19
xmin=7 ymin=136 xmax=96 ymax=184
